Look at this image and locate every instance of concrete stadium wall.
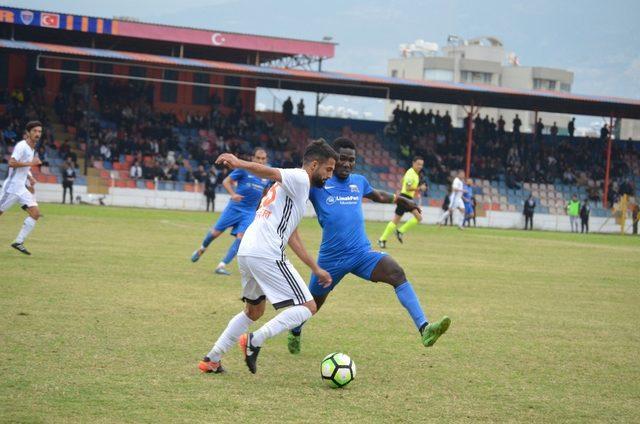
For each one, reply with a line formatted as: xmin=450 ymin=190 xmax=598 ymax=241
xmin=31 ymin=183 xmax=632 ymax=234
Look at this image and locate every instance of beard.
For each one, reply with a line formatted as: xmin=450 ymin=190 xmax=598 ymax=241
xmin=311 ymin=173 xmax=327 ymax=188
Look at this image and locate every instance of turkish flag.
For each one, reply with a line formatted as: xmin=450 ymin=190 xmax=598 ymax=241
xmin=41 ymin=13 xmax=60 ymax=28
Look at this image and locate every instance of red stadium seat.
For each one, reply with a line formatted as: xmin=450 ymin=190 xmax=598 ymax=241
xmin=145 ymin=181 xmax=155 ymax=190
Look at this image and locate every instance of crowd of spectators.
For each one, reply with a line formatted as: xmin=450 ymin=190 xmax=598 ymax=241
xmin=385 ymin=105 xmax=639 ymax=205
xmin=0 ymin=78 xmax=56 ymax=165
xmin=49 ymin=77 xmax=304 ymax=184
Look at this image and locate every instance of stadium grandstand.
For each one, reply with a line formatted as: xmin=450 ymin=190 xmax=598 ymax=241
xmin=1 ymin=5 xmax=639 ymax=229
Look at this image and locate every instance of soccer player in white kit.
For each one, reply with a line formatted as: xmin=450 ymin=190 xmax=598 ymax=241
xmin=438 ymin=170 xmax=466 ymax=229
xmin=0 ymin=121 xmax=43 ymax=255
xmin=198 ymin=139 xmax=338 ymax=374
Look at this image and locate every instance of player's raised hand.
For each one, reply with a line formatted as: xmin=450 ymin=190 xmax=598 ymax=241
xmin=215 ymin=153 xmax=240 ymax=169
xmin=314 ymin=267 xmax=333 ymax=288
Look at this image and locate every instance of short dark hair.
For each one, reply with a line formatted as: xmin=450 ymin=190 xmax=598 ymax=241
xmin=412 ymin=156 xmax=424 ymax=163
xmin=253 ymin=147 xmax=267 ymax=156
xmin=333 ymin=137 xmax=356 ymax=151
xmin=25 ymin=121 xmax=42 ymax=132
xmin=303 ymin=139 xmax=338 ymax=164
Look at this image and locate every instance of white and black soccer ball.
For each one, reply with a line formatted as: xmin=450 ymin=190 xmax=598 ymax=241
xmin=321 ymin=352 xmax=356 ymax=388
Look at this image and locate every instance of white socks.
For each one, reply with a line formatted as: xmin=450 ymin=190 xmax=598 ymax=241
xmin=16 ymin=216 xmax=36 ymax=244
xmin=251 ymin=305 xmax=312 ymax=347
xmin=453 ymin=209 xmax=463 ymax=228
xmin=207 ymin=311 xmax=254 ymax=362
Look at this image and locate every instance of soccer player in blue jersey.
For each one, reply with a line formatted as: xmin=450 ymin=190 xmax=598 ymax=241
xmin=191 ymin=148 xmax=271 ymax=275
xmin=287 ymin=138 xmax=450 ymax=353
xmin=462 ymin=178 xmax=474 ymax=227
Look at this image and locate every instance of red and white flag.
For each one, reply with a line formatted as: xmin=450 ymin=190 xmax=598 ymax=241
xmin=40 ymin=13 xmax=60 ymax=28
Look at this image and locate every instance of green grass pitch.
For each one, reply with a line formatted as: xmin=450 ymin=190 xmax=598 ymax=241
xmin=1 ymin=204 xmax=639 ymax=422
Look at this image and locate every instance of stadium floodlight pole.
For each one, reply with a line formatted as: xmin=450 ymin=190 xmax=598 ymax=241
xmin=464 ymin=102 xmax=475 ymax=177
xmin=314 ymin=58 xmax=323 ymax=138
xmin=603 ymin=114 xmax=615 ymax=208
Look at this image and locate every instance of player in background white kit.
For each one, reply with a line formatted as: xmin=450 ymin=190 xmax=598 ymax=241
xmin=438 ymin=170 xmax=466 ymax=229
xmin=199 ymin=139 xmax=338 ymax=375
xmin=0 ymin=121 xmax=43 ymax=255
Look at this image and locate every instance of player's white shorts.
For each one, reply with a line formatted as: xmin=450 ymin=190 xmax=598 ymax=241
xmin=0 ymin=189 xmax=38 ymax=212
xmin=238 ymin=255 xmax=313 ymax=309
xmin=449 ymin=194 xmax=464 ymax=210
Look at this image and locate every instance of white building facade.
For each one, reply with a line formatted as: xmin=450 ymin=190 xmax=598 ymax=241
xmin=386 ymin=36 xmax=575 ymax=134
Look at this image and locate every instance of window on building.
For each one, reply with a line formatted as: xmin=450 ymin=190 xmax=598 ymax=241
xmin=560 ymin=83 xmax=571 ymax=92
xmin=161 ymin=69 xmax=178 ymax=103
xmin=391 ymin=69 xmax=398 ymax=78
xmin=461 ymin=71 xmax=492 ymax=84
xmin=533 ymin=78 xmax=558 ymax=91
xmin=192 ymin=73 xmax=210 ymax=105
xmin=424 ymin=69 xmax=454 ymax=82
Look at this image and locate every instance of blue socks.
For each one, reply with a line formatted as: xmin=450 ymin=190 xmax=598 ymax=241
xmin=202 ymin=232 xmax=215 ymax=248
xmin=222 ymin=238 xmax=242 ymax=265
xmin=395 ymin=281 xmax=428 ymax=332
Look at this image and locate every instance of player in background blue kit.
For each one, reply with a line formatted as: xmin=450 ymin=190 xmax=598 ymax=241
xmin=191 ymin=148 xmax=270 ymax=275
xmin=462 ymin=179 xmax=474 ymax=227
xmin=287 ymin=138 xmax=450 ymax=354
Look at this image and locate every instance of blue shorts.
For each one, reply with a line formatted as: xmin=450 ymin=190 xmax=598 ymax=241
xmin=309 ymin=250 xmax=387 ymax=297
xmin=464 ymin=202 xmax=474 ymax=216
xmin=213 ymin=206 xmax=255 ymax=236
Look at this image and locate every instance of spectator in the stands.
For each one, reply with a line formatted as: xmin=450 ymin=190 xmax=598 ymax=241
xmin=297 ymin=99 xmax=305 ymax=116
xmin=535 ymin=118 xmax=544 ymax=139
xmin=130 ymin=160 xmax=143 ymax=180
xmin=282 ymin=96 xmax=293 ymax=121
xmin=550 ymin=122 xmax=558 ymax=140
xmin=497 ymin=115 xmax=505 ymax=136
xmin=512 ymin=114 xmax=522 ymax=136
xmin=165 ymin=163 xmax=179 ymax=181
xmin=600 ymin=124 xmax=609 ymax=140
xmin=568 ymin=117 xmax=576 ymax=139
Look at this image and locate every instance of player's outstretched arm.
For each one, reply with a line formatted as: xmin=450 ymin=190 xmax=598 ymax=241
xmin=365 ymin=190 xmax=421 ymax=212
xmin=288 ymin=229 xmax=332 ymax=287
xmin=216 ymin=153 xmax=281 ymax=182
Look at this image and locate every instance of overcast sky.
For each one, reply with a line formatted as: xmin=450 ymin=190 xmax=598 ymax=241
xmin=4 ymin=0 xmax=639 ymax=121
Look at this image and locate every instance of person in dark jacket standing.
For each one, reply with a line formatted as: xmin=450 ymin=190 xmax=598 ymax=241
xmin=62 ymin=157 xmax=76 ymax=204
xmin=580 ymin=198 xmax=591 ymax=234
xmin=204 ymin=167 xmax=220 ymax=212
xmin=523 ymin=194 xmax=536 ymax=230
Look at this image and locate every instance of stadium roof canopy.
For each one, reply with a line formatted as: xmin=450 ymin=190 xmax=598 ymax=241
xmin=0 ymin=5 xmax=335 ymax=65
xmin=2 ymin=38 xmax=639 ymax=120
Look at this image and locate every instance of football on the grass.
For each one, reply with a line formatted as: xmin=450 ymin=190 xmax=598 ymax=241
xmin=321 ymin=352 xmax=356 ymax=388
